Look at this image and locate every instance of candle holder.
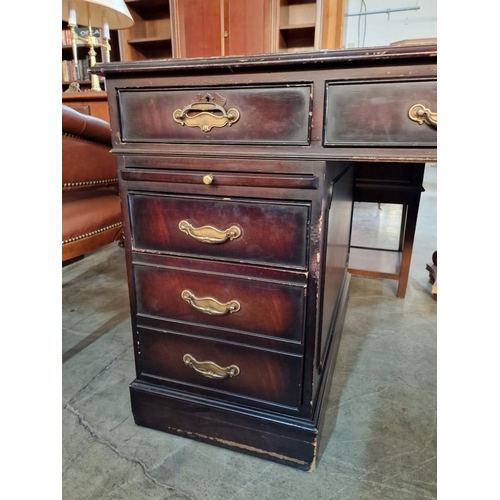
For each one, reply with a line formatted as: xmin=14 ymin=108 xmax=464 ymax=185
xmin=69 ymin=23 xmax=109 ymax=91
xmin=62 ymin=0 xmax=134 ymax=91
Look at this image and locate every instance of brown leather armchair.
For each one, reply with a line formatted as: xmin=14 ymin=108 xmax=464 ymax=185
xmin=62 ymin=105 xmax=123 ymax=263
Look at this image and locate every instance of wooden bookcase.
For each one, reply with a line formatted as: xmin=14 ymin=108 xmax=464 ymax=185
xmin=116 ymin=0 xmax=345 ymax=61
xmin=277 ymin=0 xmax=319 ymax=52
xmin=276 ymin=0 xmax=344 ymax=52
xmin=118 ymin=0 xmax=173 ymax=61
xmin=62 ymin=1 xmax=345 ymax=96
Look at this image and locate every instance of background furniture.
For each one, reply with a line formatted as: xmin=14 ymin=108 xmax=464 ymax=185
xmin=92 ymin=44 xmax=437 ymax=470
xmin=117 ymin=0 xmax=345 ymax=61
xmin=64 ymin=0 xmax=345 ymax=91
xmin=62 ymin=91 xmax=110 ymax=122
xmin=62 ymin=105 xmax=123 ymax=263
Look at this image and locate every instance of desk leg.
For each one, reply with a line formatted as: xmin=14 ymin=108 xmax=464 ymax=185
xmin=399 ymin=205 xmax=408 ymax=251
xmin=397 ymin=194 xmax=421 ymax=298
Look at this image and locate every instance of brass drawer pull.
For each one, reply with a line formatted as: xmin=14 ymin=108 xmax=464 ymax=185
xmin=181 ymin=290 xmax=241 ymax=315
xmin=183 ymin=354 xmax=240 ymax=380
xmin=173 ymin=92 xmax=240 ymax=132
xmin=408 ymin=103 xmax=437 ymax=127
xmin=178 ymin=220 xmax=242 ymax=244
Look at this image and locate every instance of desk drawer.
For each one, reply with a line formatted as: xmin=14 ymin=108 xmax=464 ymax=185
xmin=134 ymin=263 xmax=306 ymax=343
xmin=324 ymin=80 xmax=437 ymax=147
xmin=138 ymin=327 xmax=303 ymax=409
xmin=118 ymin=85 xmax=312 ymax=145
xmin=129 ymin=193 xmax=310 ymax=269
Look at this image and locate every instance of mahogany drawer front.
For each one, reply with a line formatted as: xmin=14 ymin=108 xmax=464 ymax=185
xmin=121 ymin=169 xmax=318 ymax=190
xmin=129 ymin=193 xmax=310 ymax=269
xmin=118 ymin=85 xmax=312 ymax=145
xmin=138 ymin=327 xmax=303 ymax=409
xmin=324 ymin=80 xmax=437 ymax=147
xmin=134 ymin=264 xmax=306 ymax=343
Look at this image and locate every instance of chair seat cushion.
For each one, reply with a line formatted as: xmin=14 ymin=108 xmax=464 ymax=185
xmin=62 ymin=188 xmax=122 ymax=244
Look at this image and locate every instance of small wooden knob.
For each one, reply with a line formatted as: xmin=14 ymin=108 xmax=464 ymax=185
xmin=203 ymin=174 xmax=214 ymax=185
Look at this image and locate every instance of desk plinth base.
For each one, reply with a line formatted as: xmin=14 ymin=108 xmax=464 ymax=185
xmin=129 ymin=275 xmax=350 ymax=471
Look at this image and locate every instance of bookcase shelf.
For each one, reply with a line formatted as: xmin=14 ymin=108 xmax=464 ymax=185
xmin=279 ymin=25 xmax=316 ymax=52
xmin=124 ymin=0 xmax=167 ymax=19
xmin=127 ymin=36 xmax=171 ymax=46
xmin=278 ymin=0 xmax=318 ymax=52
xmin=280 ymin=23 xmax=316 ymax=30
xmin=119 ymin=0 xmax=173 ymax=60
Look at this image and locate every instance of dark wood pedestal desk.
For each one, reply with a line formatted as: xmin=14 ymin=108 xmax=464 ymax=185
xmin=91 ymin=45 xmax=437 ymax=471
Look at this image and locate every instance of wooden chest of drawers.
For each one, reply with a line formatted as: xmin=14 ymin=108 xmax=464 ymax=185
xmin=92 ymin=45 xmax=437 ymax=471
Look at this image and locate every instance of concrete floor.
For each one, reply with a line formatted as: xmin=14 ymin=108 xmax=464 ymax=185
xmin=62 ymin=165 xmax=437 ymax=500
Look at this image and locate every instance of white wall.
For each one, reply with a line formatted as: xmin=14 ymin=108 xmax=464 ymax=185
xmin=343 ymin=0 xmax=437 ymax=48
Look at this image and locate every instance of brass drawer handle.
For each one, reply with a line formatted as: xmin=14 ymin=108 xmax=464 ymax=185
xmin=408 ymin=103 xmax=437 ymax=127
xmin=181 ymin=290 xmax=241 ymax=316
xmin=183 ymin=354 xmax=240 ymax=380
xmin=173 ymin=92 xmax=240 ymax=132
xmin=178 ymin=220 xmax=242 ymax=244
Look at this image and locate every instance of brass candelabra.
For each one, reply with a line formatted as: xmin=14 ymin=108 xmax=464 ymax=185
xmin=62 ymin=0 xmax=134 ymax=92
xmin=68 ymin=21 xmax=110 ymax=91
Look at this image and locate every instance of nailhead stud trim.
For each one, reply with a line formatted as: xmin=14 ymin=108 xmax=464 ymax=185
xmin=62 ymin=222 xmax=122 ymax=245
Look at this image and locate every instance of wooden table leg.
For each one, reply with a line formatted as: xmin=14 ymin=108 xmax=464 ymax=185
xmin=396 ymin=193 xmax=422 ymax=298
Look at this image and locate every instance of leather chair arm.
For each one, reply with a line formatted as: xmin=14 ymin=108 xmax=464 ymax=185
xmin=62 ymin=105 xmax=112 ymax=146
xmin=62 ymin=105 xmax=118 ymax=189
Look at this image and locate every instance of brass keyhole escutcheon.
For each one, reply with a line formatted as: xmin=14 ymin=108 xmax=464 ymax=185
xmin=203 ymin=174 xmax=214 ymax=185
xmin=172 ymin=92 xmax=240 ymax=132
